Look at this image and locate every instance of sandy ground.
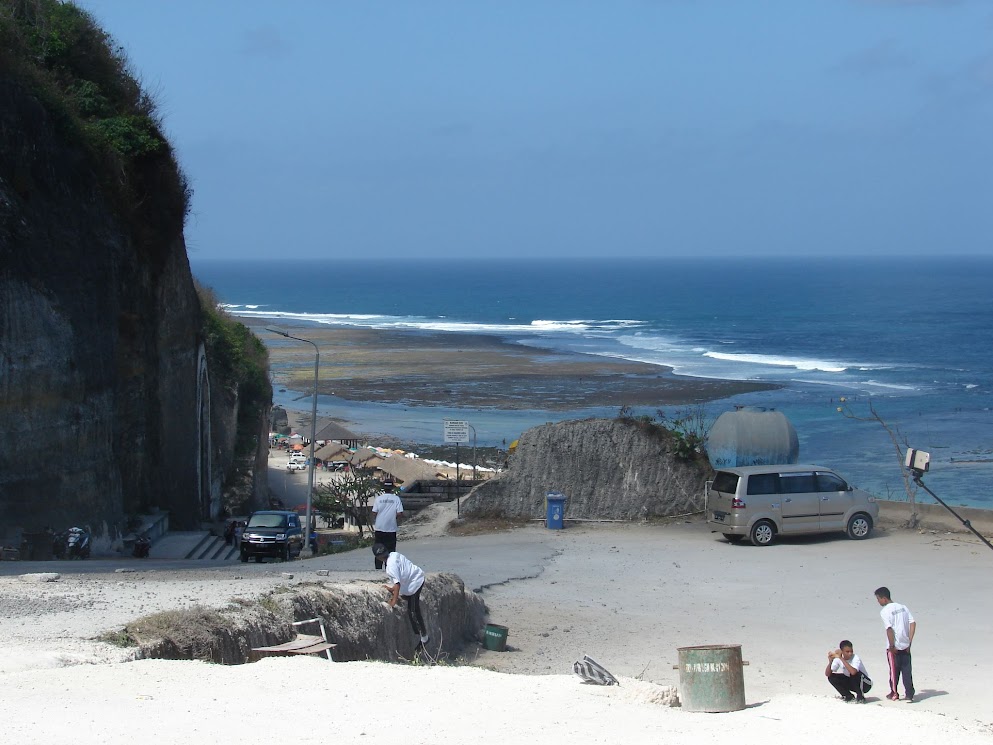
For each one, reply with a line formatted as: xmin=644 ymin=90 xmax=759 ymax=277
xmin=2 ymin=512 xmax=992 ymax=744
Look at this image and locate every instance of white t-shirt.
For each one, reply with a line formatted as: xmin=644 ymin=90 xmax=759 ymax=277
xmin=880 ymin=602 xmax=915 ymax=650
xmin=384 ymin=552 xmax=424 ymax=596
xmin=372 ymin=492 xmax=404 ymax=532
xmin=831 ymin=652 xmax=867 ymax=677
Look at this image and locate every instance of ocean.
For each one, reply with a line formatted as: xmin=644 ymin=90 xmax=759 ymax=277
xmin=191 ymin=256 xmax=993 ymax=510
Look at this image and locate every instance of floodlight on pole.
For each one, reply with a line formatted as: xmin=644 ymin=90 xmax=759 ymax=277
xmin=266 ymin=327 xmax=318 ymax=559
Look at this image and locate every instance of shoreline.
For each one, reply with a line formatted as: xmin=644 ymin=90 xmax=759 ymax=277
xmin=250 ymin=318 xmax=778 ymax=411
xmin=249 ymin=317 xmax=993 ymax=512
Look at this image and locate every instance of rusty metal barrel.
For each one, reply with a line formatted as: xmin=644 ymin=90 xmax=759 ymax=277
xmin=676 ymin=644 xmax=746 ymax=712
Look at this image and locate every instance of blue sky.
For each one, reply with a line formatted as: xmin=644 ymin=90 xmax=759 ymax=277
xmin=78 ymin=0 xmax=993 ymax=259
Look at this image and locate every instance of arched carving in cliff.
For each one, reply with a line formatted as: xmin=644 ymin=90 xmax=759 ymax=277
xmin=196 ymin=343 xmax=215 ymax=520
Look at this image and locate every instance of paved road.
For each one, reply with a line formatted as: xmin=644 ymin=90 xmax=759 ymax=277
xmin=0 ymin=526 xmax=561 ymax=594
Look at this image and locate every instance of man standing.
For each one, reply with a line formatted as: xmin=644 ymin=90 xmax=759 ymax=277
xmin=875 ymin=586 xmax=917 ymax=702
xmin=373 ymin=543 xmax=430 ymax=650
xmin=825 ymin=640 xmax=872 ymax=703
xmin=372 ymin=480 xmax=403 ymax=569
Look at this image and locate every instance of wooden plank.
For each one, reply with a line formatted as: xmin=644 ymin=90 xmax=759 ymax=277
xmin=252 ymin=634 xmax=337 ymax=656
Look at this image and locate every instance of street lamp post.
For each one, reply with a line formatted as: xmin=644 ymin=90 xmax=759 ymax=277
xmin=266 ymin=327 xmax=318 ymax=559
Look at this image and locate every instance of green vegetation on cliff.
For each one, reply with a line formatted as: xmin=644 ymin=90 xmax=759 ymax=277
xmin=197 ymin=285 xmax=272 ymax=458
xmin=0 ymin=0 xmax=191 ymax=228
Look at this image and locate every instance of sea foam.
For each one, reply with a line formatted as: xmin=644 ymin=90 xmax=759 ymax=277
xmin=704 ymin=351 xmax=849 ymax=373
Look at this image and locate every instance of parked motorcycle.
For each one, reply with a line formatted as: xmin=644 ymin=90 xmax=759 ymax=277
xmin=132 ymin=534 xmax=151 ymax=558
xmin=60 ymin=527 xmax=91 ymax=559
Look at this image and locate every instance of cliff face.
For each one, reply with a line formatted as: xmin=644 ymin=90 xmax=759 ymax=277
xmin=463 ymin=418 xmax=711 ymax=520
xmin=0 ymin=78 xmax=208 ymax=533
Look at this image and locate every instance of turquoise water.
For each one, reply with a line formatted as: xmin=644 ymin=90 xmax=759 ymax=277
xmin=193 ymin=257 xmax=993 ymax=509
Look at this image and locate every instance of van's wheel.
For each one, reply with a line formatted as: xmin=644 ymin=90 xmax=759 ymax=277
xmin=722 ymin=533 xmax=744 ymax=543
xmin=749 ymin=520 xmax=776 ymax=547
xmin=240 ymin=552 xmax=248 ymax=563
xmin=282 ymin=544 xmax=291 ymax=561
xmin=847 ymin=513 xmax=873 ymax=540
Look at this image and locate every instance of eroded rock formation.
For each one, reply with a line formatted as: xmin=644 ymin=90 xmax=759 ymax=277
xmin=463 ymin=418 xmax=712 ymax=520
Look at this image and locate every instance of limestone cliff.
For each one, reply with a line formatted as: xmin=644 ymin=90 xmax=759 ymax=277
xmin=462 ymin=418 xmax=712 ymax=520
xmin=0 ymin=4 xmax=266 ymax=537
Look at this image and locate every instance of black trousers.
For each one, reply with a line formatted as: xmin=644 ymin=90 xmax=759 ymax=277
xmin=403 ymin=586 xmax=427 ymax=638
xmin=887 ymin=649 xmax=915 ymax=698
xmin=374 ymin=530 xmax=397 ymax=569
xmin=828 ymin=672 xmax=871 ymax=700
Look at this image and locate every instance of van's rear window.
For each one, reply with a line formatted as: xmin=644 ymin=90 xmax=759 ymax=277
xmin=711 ymin=472 xmax=739 ymax=493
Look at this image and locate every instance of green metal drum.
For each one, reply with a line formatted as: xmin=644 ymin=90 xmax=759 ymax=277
xmin=483 ymin=623 xmax=509 ymax=652
xmin=676 ymin=644 xmax=746 ymax=712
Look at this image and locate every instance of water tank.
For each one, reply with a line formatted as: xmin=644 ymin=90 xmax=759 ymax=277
xmin=706 ymin=407 xmax=799 ymax=469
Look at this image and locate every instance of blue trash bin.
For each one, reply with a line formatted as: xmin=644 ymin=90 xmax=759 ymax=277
xmin=545 ymin=491 xmax=567 ymax=530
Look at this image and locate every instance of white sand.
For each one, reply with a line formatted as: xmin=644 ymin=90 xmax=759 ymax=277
xmin=2 ymin=515 xmax=992 ymax=744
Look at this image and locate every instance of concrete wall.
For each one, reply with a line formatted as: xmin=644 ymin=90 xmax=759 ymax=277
xmin=877 ymin=500 xmax=993 ymax=535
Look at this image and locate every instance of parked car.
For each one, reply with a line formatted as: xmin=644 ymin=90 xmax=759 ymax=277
xmin=240 ymin=510 xmax=304 ymax=562
xmin=706 ymin=464 xmax=878 ymax=546
xmin=287 ymin=455 xmax=308 ymax=472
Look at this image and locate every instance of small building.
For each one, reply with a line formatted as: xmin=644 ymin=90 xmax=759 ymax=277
xmin=312 ymin=420 xmax=362 ymax=449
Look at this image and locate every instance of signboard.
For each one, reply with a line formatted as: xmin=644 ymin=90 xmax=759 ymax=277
xmin=443 ymin=420 xmax=470 ymax=443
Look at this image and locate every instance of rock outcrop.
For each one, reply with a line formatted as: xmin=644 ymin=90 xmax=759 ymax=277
xmin=0 ymin=76 xmax=209 ymax=533
xmin=0 ymin=9 xmax=266 ymax=537
xmin=463 ymin=418 xmax=711 ymax=520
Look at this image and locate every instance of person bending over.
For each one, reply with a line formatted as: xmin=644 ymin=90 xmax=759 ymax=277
xmin=373 ymin=543 xmax=430 ymax=649
xmin=825 ymin=640 xmax=872 ymax=703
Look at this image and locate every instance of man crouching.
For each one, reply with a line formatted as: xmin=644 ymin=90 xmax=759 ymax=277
xmin=826 ymin=640 xmax=872 ymax=703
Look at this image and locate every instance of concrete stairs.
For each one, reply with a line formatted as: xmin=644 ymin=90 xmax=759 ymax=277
xmin=148 ymin=531 xmax=238 ymax=561
xmin=186 ymin=533 xmax=239 ymax=561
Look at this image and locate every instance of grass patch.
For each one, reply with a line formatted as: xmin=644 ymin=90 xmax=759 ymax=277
xmin=258 ymin=594 xmax=283 ymax=614
xmin=96 ymin=628 xmax=136 ymax=647
xmin=125 ymin=606 xmax=230 ymax=661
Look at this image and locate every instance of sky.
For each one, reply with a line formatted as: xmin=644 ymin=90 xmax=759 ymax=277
xmin=76 ymin=0 xmax=993 ymax=260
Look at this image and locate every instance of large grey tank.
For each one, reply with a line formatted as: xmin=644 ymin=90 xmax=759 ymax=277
xmin=706 ymin=406 xmax=799 ymax=469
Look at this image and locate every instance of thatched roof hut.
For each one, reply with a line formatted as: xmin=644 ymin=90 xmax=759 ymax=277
xmin=377 ymin=457 xmax=446 ymax=486
xmin=314 ymin=441 xmax=351 ymax=461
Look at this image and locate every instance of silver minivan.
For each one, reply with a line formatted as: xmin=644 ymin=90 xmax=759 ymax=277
xmin=706 ymin=464 xmax=878 ymax=546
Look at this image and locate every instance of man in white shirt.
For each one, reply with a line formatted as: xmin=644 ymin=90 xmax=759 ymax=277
xmin=824 ymin=640 xmax=871 ymax=703
xmin=371 ymin=480 xmax=403 ymax=569
xmin=875 ymin=586 xmax=917 ymax=702
xmin=373 ymin=543 xmax=430 ymax=649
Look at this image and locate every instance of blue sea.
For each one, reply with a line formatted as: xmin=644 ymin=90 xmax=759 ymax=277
xmin=191 ymin=257 xmax=993 ymax=510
